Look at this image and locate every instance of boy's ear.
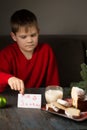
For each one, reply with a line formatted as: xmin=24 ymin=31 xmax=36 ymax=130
xmin=10 ymin=32 xmax=17 ymax=41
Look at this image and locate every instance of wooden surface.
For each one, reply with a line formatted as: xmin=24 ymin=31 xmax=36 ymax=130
xmin=0 ymin=88 xmax=87 ymax=130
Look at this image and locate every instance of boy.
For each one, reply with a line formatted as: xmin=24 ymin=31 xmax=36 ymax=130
xmin=0 ymin=9 xmax=60 ymax=94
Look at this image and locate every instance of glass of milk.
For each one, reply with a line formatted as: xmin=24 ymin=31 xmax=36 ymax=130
xmin=45 ymin=86 xmax=63 ymax=103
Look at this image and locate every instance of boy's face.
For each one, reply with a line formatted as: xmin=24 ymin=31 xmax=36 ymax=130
xmin=11 ymin=26 xmax=39 ymax=54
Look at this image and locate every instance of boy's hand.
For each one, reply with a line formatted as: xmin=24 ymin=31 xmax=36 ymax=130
xmin=8 ymin=77 xmax=25 ymax=94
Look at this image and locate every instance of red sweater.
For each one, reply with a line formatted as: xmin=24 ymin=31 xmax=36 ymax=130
xmin=0 ymin=43 xmax=60 ymax=92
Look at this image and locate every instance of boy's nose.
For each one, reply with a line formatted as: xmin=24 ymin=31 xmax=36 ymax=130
xmin=27 ymin=37 xmax=33 ymax=43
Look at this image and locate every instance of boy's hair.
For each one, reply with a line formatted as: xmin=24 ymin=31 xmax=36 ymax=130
xmin=10 ymin=9 xmax=38 ymax=34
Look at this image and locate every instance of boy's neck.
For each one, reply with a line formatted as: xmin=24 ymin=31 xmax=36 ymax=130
xmin=20 ymin=49 xmax=33 ymax=60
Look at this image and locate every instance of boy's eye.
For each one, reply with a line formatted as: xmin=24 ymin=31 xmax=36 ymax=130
xmin=19 ymin=33 xmax=37 ymax=39
xmin=31 ymin=33 xmax=37 ymax=37
xmin=20 ymin=36 xmax=27 ymax=39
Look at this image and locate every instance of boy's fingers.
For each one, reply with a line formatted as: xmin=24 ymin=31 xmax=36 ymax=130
xmin=19 ymin=88 xmax=24 ymax=95
xmin=8 ymin=77 xmax=25 ymax=94
xmin=19 ymin=83 xmax=25 ymax=94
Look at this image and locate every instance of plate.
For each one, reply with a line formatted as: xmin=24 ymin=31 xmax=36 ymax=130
xmin=41 ymin=106 xmax=87 ymax=121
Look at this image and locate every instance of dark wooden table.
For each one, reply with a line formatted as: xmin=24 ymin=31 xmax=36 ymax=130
xmin=0 ymin=87 xmax=87 ymax=130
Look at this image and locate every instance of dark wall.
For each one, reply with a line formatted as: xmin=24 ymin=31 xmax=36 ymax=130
xmin=0 ymin=0 xmax=87 ymax=35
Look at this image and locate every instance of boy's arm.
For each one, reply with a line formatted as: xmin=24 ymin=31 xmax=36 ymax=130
xmin=0 ymin=71 xmax=12 ymax=92
xmin=0 ymin=49 xmax=24 ymax=94
xmin=0 ymin=72 xmax=24 ymax=94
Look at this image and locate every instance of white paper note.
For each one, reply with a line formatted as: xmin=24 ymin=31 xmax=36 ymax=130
xmin=17 ymin=94 xmax=42 ymax=109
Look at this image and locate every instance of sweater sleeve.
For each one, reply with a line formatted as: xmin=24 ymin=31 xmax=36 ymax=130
xmin=45 ymin=45 xmax=60 ymax=86
xmin=0 ymin=49 xmax=13 ymax=92
xmin=0 ymin=72 xmax=12 ymax=92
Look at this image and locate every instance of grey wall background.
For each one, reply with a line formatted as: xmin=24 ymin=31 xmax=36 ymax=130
xmin=0 ymin=0 xmax=87 ymax=35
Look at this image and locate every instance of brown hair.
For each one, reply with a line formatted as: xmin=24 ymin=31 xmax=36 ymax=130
xmin=10 ymin=9 xmax=39 ymax=34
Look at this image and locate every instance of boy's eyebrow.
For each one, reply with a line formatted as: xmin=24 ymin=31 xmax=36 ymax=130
xmin=18 ymin=35 xmax=26 ymax=37
xmin=18 ymin=32 xmax=37 ymax=37
xmin=31 ymin=32 xmax=37 ymax=36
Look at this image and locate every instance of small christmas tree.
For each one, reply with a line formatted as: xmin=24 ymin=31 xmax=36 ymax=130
xmin=70 ymin=63 xmax=87 ymax=92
